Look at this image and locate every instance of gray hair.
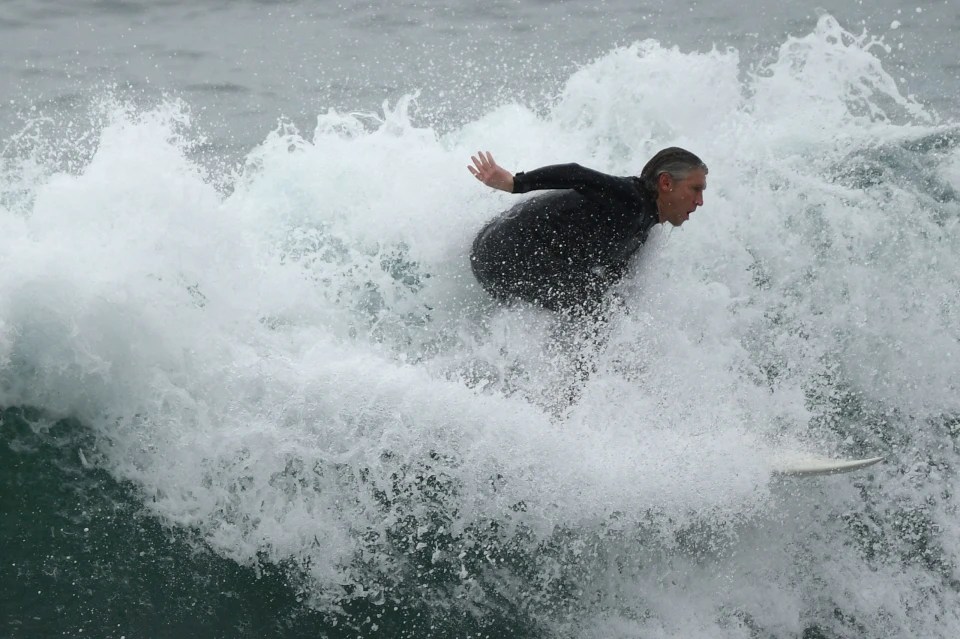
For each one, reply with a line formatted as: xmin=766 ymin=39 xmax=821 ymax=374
xmin=639 ymin=147 xmax=708 ymax=192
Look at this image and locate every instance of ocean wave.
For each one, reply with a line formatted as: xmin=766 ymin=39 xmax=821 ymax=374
xmin=2 ymin=15 xmax=959 ymax=638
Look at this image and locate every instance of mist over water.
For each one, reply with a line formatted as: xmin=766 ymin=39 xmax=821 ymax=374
xmin=2 ymin=4 xmax=960 ymax=638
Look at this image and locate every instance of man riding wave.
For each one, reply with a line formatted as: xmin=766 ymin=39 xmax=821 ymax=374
xmin=468 ymin=148 xmax=708 ymax=312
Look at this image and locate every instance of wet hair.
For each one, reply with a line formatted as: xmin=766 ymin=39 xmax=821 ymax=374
xmin=639 ymin=147 xmax=708 ymax=192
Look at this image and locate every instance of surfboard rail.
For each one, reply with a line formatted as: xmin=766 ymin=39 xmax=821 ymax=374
xmin=772 ymin=453 xmax=886 ymax=477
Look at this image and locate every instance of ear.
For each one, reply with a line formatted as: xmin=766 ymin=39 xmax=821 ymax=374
xmin=657 ymin=172 xmax=673 ymax=192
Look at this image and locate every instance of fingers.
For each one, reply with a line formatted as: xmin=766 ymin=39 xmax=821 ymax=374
xmin=468 ymin=151 xmax=496 ymax=181
xmin=468 ymin=153 xmax=481 ymax=177
xmin=471 ymin=152 xmax=489 ymax=170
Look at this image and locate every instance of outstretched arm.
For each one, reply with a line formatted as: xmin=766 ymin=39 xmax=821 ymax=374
xmin=469 ymin=152 xmax=633 ymax=199
xmin=468 ymin=151 xmax=515 ymax=193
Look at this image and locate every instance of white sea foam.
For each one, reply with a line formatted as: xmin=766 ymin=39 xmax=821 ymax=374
xmin=1 ymin=15 xmax=959 ymax=638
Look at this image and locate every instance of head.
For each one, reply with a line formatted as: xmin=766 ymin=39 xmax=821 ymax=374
xmin=640 ymin=147 xmax=708 ymax=227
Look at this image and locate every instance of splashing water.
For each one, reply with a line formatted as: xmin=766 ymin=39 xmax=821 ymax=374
xmin=2 ymin=15 xmax=959 ymax=638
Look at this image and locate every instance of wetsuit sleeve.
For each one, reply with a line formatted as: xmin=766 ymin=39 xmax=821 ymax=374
xmin=512 ymin=163 xmax=633 ymax=198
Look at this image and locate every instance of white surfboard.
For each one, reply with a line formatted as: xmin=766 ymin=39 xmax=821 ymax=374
xmin=772 ymin=452 xmax=885 ymax=477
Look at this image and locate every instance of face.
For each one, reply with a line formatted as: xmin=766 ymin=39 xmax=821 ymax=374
xmin=656 ymin=168 xmax=707 ymax=227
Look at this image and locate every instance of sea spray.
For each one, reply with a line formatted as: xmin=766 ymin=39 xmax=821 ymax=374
xmin=2 ymin=15 xmax=960 ymax=638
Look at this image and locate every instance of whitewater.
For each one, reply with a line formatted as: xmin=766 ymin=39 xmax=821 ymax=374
xmin=3 ymin=14 xmax=960 ymax=639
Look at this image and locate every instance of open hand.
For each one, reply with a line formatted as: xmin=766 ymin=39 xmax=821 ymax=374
xmin=468 ymin=151 xmax=514 ymax=193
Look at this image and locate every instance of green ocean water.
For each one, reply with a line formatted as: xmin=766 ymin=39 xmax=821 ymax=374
xmin=2 ymin=409 xmax=541 ymax=638
xmin=3 ymin=407 xmax=317 ymax=638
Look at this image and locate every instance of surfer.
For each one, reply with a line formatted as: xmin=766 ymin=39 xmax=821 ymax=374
xmin=468 ymin=148 xmax=707 ymax=313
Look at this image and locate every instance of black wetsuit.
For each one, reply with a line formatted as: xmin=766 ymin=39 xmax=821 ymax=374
xmin=470 ymin=163 xmax=660 ymax=311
